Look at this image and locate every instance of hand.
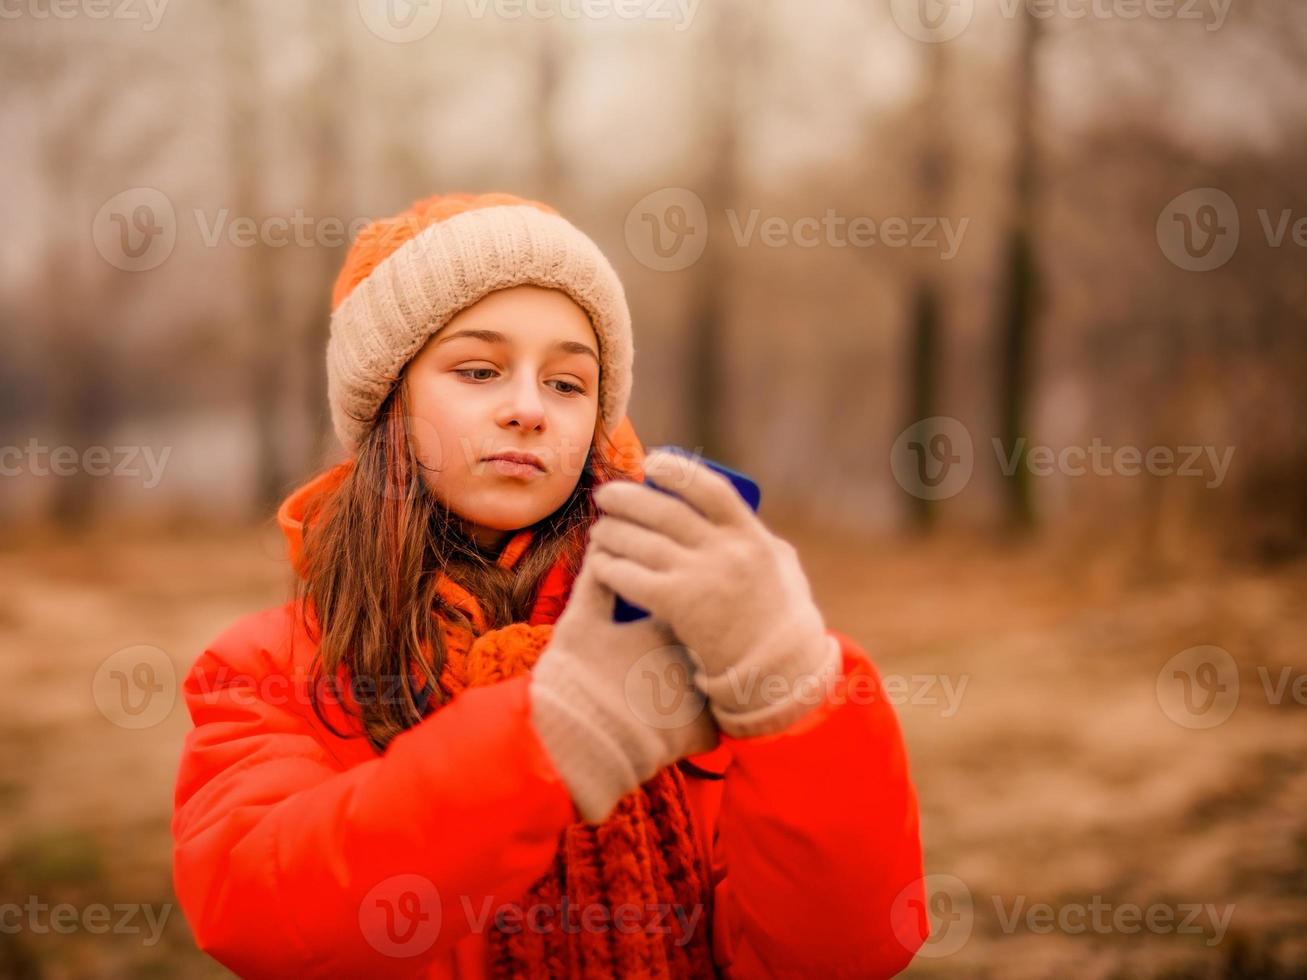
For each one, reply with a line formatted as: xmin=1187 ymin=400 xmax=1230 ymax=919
xmin=588 ymin=449 xmax=842 ymax=738
xmin=529 ymin=543 xmax=720 ymax=824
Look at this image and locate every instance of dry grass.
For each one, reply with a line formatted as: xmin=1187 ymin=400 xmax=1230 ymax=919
xmin=0 ymin=522 xmax=1304 ymax=978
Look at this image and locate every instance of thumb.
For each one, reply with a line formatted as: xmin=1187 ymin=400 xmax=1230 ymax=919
xmin=561 ymin=549 xmax=616 ymax=625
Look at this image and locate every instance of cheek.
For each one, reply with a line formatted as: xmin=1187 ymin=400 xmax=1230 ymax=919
xmin=405 ymin=381 xmax=475 ymax=480
xmin=553 ymin=421 xmax=597 ymax=482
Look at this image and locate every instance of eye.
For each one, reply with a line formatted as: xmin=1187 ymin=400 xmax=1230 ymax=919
xmin=549 ymin=379 xmax=586 ymax=396
xmin=455 ymin=367 xmax=497 ymax=382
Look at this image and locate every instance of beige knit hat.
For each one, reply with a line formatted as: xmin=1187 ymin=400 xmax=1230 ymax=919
xmin=327 ymin=194 xmax=633 ymax=454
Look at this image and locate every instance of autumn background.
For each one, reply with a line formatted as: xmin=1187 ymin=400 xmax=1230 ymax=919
xmin=1 ymin=0 xmax=1305 ymax=977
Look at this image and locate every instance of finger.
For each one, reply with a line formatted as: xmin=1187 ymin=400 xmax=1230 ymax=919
xmin=588 ymin=547 xmax=668 ymax=617
xmin=588 ymin=515 xmax=688 ymax=572
xmin=591 ymin=478 xmax=715 ymax=548
xmin=641 ymin=449 xmax=755 ymax=529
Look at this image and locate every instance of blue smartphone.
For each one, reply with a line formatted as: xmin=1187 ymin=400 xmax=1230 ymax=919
xmin=612 ymin=446 xmax=762 ymax=623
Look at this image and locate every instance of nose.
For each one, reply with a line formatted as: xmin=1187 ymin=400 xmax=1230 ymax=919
xmin=496 ymin=372 xmax=546 ymax=431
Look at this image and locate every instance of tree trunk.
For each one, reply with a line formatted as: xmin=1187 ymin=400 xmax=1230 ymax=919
xmin=220 ymin=0 xmax=285 ymax=511
xmin=995 ymin=7 xmax=1042 ymax=529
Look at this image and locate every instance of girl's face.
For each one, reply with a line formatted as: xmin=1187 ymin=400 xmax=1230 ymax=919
xmin=402 ymin=284 xmax=602 ymax=552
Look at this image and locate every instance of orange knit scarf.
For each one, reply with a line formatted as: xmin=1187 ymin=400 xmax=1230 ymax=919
xmin=431 ymin=584 xmax=717 ymax=979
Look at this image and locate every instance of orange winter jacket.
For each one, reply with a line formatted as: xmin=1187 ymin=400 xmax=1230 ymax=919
xmin=170 ymin=420 xmax=927 ymax=979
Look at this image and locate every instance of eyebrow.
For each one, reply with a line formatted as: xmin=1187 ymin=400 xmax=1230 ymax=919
xmin=435 ymin=328 xmax=599 ymax=365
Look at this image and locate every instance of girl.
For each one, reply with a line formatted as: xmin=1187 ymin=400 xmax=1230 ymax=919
xmin=171 ymin=192 xmax=927 ymax=979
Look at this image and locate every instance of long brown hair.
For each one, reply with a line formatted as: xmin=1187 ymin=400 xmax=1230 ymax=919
xmin=295 ymin=380 xmax=624 ymax=752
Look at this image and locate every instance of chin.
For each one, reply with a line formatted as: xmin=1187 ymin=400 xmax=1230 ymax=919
xmin=445 ymin=477 xmax=578 ymax=533
xmin=460 ymin=501 xmax=552 ymax=533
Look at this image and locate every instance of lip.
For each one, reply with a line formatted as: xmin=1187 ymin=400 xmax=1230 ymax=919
xmin=483 ymin=451 xmax=546 ymax=473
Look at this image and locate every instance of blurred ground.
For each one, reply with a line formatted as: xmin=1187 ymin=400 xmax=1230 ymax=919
xmin=0 ymin=522 xmax=1304 ymax=979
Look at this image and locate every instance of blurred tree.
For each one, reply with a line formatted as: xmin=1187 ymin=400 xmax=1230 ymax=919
xmin=994 ymin=6 xmax=1044 ymax=529
xmin=299 ymin=0 xmax=350 ymax=472
xmin=220 ymin=0 xmax=286 ymax=510
xmin=19 ymin=44 xmax=174 ymax=528
xmin=684 ymin=0 xmax=759 ymax=463
xmin=904 ymin=39 xmax=954 ymax=531
xmin=532 ymin=2 xmax=563 ymax=204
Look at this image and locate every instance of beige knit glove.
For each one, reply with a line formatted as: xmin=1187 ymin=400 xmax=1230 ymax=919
xmin=529 ymin=545 xmax=720 ymax=824
xmin=588 ymin=449 xmax=843 ymax=739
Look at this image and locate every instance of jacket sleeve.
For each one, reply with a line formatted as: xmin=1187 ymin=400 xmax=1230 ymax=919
xmin=709 ymin=629 xmax=927 ymax=979
xmin=170 ymin=608 xmax=577 ymax=979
